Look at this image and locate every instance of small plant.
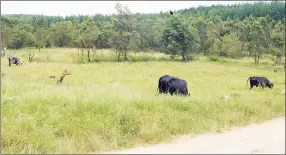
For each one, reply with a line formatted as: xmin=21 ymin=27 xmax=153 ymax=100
xmin=28 ymin=53 xmax=35 ymax=63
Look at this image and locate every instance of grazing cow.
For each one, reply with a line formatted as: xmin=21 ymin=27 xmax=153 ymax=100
xmin=246 ymin=76 xmax=274 ymax=89
xmin=8 ymin=57 xmax=22 ymax=66
xmin=157 ymin=75 xmax=190 ymax=96
xmin=168 ymin=78 xmax=190 ymax=96
xmin=158 ymin=75 xmax=174 ymax=94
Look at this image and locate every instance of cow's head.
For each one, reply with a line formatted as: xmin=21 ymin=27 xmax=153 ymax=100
xmin=266 ymin=82 xmax=274 ymax=89
xmin=182 ymin=90 xmax=190 ymax=96
xmin=16 ymin=60 xmax=22 ymax=65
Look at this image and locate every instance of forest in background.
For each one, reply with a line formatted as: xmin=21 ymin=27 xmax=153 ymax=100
xmin=1 ymin=1 xmax=285 ymax=63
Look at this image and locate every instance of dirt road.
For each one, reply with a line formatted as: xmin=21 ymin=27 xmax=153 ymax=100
xmin=102 ymin=117 xmax=285 ymax=154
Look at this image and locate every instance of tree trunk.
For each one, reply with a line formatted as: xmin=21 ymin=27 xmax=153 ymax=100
xmin=1 ymin=48 xmax=5 ymax=57
xmin=182 ymin=54 xmax=186 ymax=61
xmin=1 ymin=37 xmax=5 ymax=57
xmin=1 ymin=21 xmax=5 ymax=57
xmin=124 ymin=52 xmax=127 ymax=61
xmin=241 ymin=42 xmax=245 ymax=56
xmin=1 ymin=49 xmax=4 ymax=57
xmin=81 ymin=49 xmax=84 ymax=60
xmin=92 ymin=47 xmax=96 ymax=57
xmin=87 ymin=48 xmax=91 ymax=62
xmin=257 ymin=54 xmax=260 ymax=64
xmin=77 ymin=48 xmax=79 ymax=57
xmin=117 ymin=51 xmax=121 ymax=61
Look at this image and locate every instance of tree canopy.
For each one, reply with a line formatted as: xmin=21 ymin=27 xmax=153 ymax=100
xmin=1 ymin=1 xmax=285 ymax=62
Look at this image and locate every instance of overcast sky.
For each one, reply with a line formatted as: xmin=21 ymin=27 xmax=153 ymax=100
xmin=1 ymin=1 xmax=255 ymax=16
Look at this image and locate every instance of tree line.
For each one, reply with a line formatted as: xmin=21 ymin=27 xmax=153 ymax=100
xmin=1 ymin=1 xmax=285 ymax=63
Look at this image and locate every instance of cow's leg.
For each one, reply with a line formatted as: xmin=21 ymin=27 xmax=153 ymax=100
xmin=158 ymin=88 xmax=163 ymax=94
xmin=250 ymin=83 xmax=254 ymax=89
xmin=183 ymin=90 xmax=188 ymax=96
xmin=261 ymin=83 xmax=265 ymax=89
xmin=162 ymin=87 xmax=167 ymax=94
xmin=176 ymin=89 xmax=180 ymax=95
xmin=168 ymin=87 xmax=173 ymax=96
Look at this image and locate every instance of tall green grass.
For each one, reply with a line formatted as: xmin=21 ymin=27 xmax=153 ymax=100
xmin=1 ymin=48 xmax=285 ymax=154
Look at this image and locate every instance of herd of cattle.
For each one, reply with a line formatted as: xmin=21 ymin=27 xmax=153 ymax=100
xmin=7 ymin=56 xmax=275 ymax=96
xmin=157 ymin=75 xmax=274 ymax=96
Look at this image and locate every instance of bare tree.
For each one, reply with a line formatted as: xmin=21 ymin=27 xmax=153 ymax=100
xmin=57 ymin=69 xmax=71 ymax=84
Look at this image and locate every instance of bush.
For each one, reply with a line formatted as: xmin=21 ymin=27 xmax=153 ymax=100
xmin=95 ymin=55 xmax=118 ymax=62
xmin=218 ymin=51 xmax=229 ymax=58
xmin=186 ymin=54 xmax=199 ymax=61
xmin=157 ymin=57 xmax=169 ymax=61
xmin=70 ymin=54 xmax=87 ymax=64
xmin=170 ymin=55 xmax=176 ymax=60
xmin=209 ymin=56 xmax=220 ymax=62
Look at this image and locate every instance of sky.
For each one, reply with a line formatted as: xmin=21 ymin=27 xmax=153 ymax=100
xmin=1 ymin=1 xmax=255 ymax=17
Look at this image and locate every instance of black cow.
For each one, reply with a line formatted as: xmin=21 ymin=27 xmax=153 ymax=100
xmin=158 ymin=75 xmax=174 ymax=94
xmin=157 ymin=75 xmax=190 ymax=96
xmin=8 ymin=57 xmax=22 ymax=66
xmin=246 ymin=76 xmax=274 ymax=89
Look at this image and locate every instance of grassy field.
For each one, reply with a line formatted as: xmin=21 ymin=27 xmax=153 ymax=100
xmin=1 ymin=48 xmax=285 ymax=154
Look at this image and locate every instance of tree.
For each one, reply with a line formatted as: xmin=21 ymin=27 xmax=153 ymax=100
xmin=129 ymin=30 xmax=141 ymax=55
xmin=221 ymin=33 xmax=243 ymax=59
xmin=0 ymin=1 xmax=285 ymax=61
xmin=9 ymin=23 xmax=35 ymax=49
xmin=110 ymin=2 xmax=138 ymax=61
xmin=196 ymin=19 xmax=211 ymax=54
xmin=162 ymin=15 xmax=198 ymax=61
xmin=34 ymin=28 xmax=44 ymax=52
xmin=249 ymin=20 xmax=267 ymax=64
xmin=270 ymin=21 xmax=285 ymax=50
xmin=78 ymin=18 xmax=99 ymax=62
xmin=0 ymin=19 xmax=8 ymax=56
xmin=95 ymin=20 xmax=113 ymax=49
xmin=49 ymin=21 xmax=74 ymax=47
xmin=235 ymin=20 xmax=250 ymax=56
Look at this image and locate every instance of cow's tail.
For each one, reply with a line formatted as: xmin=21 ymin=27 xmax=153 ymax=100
xmin=8 ymin=57 xmax=11 ymax=66
xmin=246 ymin=77 xmax=250 ymax=86
xmin=156 ymin=80 xmax=161 ymax=94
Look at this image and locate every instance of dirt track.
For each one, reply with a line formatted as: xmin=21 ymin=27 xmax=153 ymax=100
xmin=102 ymin=117 xmax=285 ymax=154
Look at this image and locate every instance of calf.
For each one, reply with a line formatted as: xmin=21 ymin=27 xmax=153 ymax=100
xmin=8 ymin=57 xmax=22 ymax=66
xmin=157 ymin=75 xmax=190 ymax=96
xmin=246 ymin=76 xmax=274 ymax=89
